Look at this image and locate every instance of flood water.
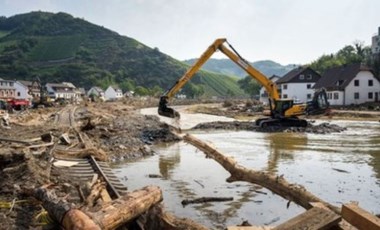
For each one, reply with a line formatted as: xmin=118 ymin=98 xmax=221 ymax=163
xmin=113 ymin=110 xmax=380 ymax=228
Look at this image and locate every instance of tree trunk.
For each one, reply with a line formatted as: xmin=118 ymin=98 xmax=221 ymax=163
xmin=89 ymin=185 xmax=163 ymax=230
xmin=183 ymin=134 xmax=340 ymax=214
xmin=33 ymin=185 xmax=163 ymax=230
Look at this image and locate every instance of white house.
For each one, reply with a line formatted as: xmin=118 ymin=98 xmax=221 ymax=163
xmin=104 ymin=86 xmax=123 ymax=101
xmin=276 ymin=67 xmax=322 ymax=103
xmin=14 ymin=80 xmax=36 ymax=101
xmin=87 ymin=86 xmax=105 ymax=99
xmin=314 ymin=63 xmax=380 ymax=105
xmin=259 ymin=75 xmax=281 ymax=105
xmin=46 ymin=82 xmax=78 ymax=100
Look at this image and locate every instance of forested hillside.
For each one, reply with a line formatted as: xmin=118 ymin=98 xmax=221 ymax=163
xmin=0 ymin=11 xmax=245 ymax=97
xmin=183 ymin=58 xmax=296 ymax=78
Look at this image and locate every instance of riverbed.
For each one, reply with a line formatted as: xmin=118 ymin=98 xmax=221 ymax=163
xmin=113 ymin=109 xmax=380 ymax=228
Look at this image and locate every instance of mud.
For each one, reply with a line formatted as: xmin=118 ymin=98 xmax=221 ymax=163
xmin=0 ymin=99 xmax=376 ymax=229
xmin=192 ymin=120 xmax=347 ymax=134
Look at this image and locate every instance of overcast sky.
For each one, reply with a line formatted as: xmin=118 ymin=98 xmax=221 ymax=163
xmin=1 ymin=0 xmax=379 ymax=64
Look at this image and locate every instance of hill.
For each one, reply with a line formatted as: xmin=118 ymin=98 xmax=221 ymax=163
xmin=0 ymin=11 xmax=245 ymax=97
xmin=183 ymin=58 xmax=297 ymax=78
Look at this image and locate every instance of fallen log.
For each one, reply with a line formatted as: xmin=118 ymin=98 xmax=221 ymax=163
xmin=88 ymin=185 xmax=163 ymax=230
xmin=181 ymin=196 xmax=233 ymax=206
xmin=32 ymin=185 xmax=100 ymax=230
xmin=32 ymin=185 xmax=163 ymax=230
xmin=183 ymin=134 xmax=340 ymax=214
xmin=141 ymin=204 xmax=208 ymax=230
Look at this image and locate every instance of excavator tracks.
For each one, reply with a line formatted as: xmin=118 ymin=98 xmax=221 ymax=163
xmin=51 ymin=156 xmax=127 ymax=200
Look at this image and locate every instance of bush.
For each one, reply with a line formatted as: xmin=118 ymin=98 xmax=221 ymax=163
xmin=223 ymin=100 xmax=233 ymax=107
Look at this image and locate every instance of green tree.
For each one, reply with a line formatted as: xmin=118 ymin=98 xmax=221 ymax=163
xmin=135 ymin=86 xmax=149 ymax=96
xmin=237 ymin=76 xmax=261 ymax=96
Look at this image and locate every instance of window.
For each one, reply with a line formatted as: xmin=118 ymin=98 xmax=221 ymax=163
xmin=283 ymin=84 xmax=288 ymax=90
xmin=9 ymin=82 xmax=13 ymax=86
xmin=334 ymin=93 xmax=339 ymax=100
xmin=369 ymin=80 xmax=373 ymax=86
xmin=369 ymin=92 xmax=373 ymax=99
xmin=17 ymin=92 xmax=20 ymax=96
xmin=299 ymin=74 xmax=305 ymax=80
xmin=307 ymin=74 xmax=312 ymax=80
xmin=307 ymin=84 xmax=311 ymax=89
xmin=354 ymin=92 xmax=359 ymax=99
xmin=336 ymin=80 xmax=344 ymax=86
xmin=283 ymin=94 xmax=288 ymax=99
xmin=354 ymin=80 xmax=359 ymax=86
xmin=307 ymin=94 xmax=312 ymax=99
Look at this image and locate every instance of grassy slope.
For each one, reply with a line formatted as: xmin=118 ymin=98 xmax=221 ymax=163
xmin=0 ymin=12 xmax=245 ymax=97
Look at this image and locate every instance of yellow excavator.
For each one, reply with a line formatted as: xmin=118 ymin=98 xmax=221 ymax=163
xmin=158 ymin=38 xmax=329 ymax=127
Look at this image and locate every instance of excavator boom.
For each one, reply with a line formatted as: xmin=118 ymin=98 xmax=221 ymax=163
xmin=158 ymin=38 xmax=329 ymax=127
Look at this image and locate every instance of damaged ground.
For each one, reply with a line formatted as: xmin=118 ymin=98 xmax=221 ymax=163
xmin=0 ymin=98 xmax=379 ymax=229
xmin=0 ymin=100 xmax=182 ymax=229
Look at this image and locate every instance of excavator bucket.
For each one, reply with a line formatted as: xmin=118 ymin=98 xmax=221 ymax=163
xmin=158 ymin=96 xmax=180 ymax=118
xmin=306 ymin=88 xmax=330 ymax=115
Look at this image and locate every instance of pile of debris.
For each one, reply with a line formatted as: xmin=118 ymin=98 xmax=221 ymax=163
xmin=192 ymin=120 xmax=347 ymax=134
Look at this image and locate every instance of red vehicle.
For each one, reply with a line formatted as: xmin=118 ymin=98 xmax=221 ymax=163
xmin=7 ymin=99 xmax=30 ymax=110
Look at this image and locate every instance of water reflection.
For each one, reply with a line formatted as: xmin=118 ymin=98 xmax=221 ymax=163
xmin=266 ymin=133 xmax=307 ymax=174
xmin=114 ymin=120 xmax=380 ymax=228
xmin=159 ymin=143 xmax=181 ymax=179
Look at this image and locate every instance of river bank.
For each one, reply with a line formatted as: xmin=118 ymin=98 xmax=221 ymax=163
xmin=0 ymin=99 xmax=379 ymax=229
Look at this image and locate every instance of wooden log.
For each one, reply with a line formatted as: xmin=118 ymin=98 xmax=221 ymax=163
xmin=181 ymin=196 xmax=233 ymax=206
xmin=183 ymin=134 xmax=340 ymax=213
xmin=89 ymin=185 xmax=163 ymax=230
xmin=33 ymin=185 xmax=163 ymax=230
xmin=32 ymin=186 xmax=100 ymax=230
xmin=341 ymin=203 xmax=380 ymax=230
xmin=140 ymin=204 xmax=208 ymax=230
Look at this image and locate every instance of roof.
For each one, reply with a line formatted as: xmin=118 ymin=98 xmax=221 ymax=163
xmin=90 ymin=86 xmax=104 ymax=93
xmin=314 ymin=63 xmax=374 ymax=90
xmin=276 ymin=66 xmax=320 ymax=84
xmin=107 ymin=85 xmax=122 ymax=92
xmin=17 ymin=80 xmax=34 ymax=87
xmin=47 ymin=83 xmax=75 ymax=88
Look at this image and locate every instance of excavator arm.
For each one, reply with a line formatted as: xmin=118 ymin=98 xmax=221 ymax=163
xmin=158 ymin=38 xmax=329 ymax=127
xmin=158 ymin=38 xmax=280 ymax=118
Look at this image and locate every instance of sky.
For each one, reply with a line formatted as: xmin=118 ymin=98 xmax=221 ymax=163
xmin=1 ymin=0 xmax=380 ymax=65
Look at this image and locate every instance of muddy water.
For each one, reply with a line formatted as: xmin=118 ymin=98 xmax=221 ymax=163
xmin=114 ymin=110 xmax=380 ymax=228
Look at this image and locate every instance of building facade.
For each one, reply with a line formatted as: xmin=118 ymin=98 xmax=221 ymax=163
xmin=104 ymin=86 xmax=123 ymax=101
xmin=0 ymin=78 xmax=16 ymax=100
xmin=314 ymin=63 xmax=380 ymax=105
xmin=275 ymin=67 xmax=322 ymax=103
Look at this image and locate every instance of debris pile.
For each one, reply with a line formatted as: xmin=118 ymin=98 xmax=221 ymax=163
xmin=193 ymin=120 xmax=347 ymax=134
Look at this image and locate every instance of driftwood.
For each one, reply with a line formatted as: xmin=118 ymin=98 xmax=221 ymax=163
xmin=53 ymin=148 xmax=108 ymax=161
xmin=141 ymin=204 xmax=208 ymax=230
xmin=32 ymin=185 xmax=163 ymax=230
xmin=88 ymin=185 xmax=163 ymax=230
xmin=181 ymin=196 xmax=233 ymax=206
xmin=183 ymin=134 xmax=340 ymax=214
xmin=32 ymin=185 xmax=100 ymax=230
